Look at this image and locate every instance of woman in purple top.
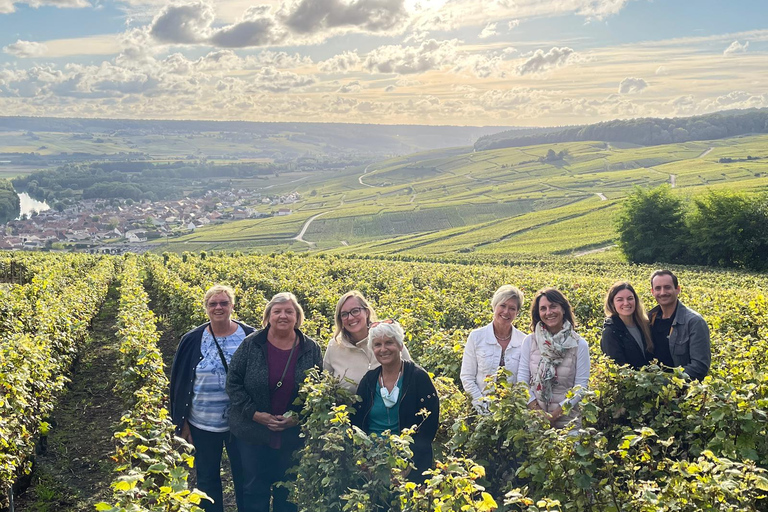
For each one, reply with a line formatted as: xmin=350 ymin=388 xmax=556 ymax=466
xmin=226 ymin=292 xmax=322 ymax=512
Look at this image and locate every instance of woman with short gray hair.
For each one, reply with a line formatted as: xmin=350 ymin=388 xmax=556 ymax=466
xmin=460 ymin=285 xmax=527 ymax=413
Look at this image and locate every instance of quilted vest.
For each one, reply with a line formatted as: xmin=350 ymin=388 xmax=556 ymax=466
xmin=528 ymin=337 xmax=580 ymax=428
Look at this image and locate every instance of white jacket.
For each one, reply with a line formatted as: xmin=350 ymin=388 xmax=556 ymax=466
xmin=460 ymin=323 xmax=526 ymax=409
xmin=323 ymin=335 xmax=411 ymax=393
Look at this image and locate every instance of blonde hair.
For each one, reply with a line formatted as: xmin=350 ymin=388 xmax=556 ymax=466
xmin=491 ymin=284 xmax=524 ymax=311
xmin=333 ymin=290 xmax=377 ymax=343
xmin=263 ymin=292 xmax=305 ymax=329
xmin=204 ymin=284 xmax=235 ymax=308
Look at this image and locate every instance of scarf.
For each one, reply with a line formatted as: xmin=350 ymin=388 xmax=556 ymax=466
xmin=532 ymin=320 xmax=580 ymax=405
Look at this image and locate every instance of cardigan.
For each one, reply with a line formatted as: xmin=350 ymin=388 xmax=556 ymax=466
xmin=226 ymin=325 xmax=323 ymax=447
xmin=353 ymin=360 xmax=439 ymax=482
xmin=169 ymin=320 xmax=255 ymax=435
xmin=600 ymin=315 xmax=652 ymax=370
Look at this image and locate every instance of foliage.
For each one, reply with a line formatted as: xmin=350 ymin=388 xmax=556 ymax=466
xmin=0 ymin=178 xmax=20 ymax=224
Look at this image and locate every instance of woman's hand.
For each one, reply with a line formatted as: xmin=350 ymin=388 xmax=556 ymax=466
xmin=527 ymin=401 xmax=542 ymax=411
xmin=548 ymin=405 xmax=564 ymax=426
xmin=181 ymin=420 xmax=193 ymax=444
xmin=252 ymin=411 xmax=298 ymax=431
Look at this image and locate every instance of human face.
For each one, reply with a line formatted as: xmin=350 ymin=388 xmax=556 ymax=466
xmin=340 ymin=297 xmax=369 ymax=341
xmin=493 ymin=298 xmax=520 ymax=327
xmin=371 ymin=336 xmax=402 ymax=368
xmin=269 ymin=302 xmax=297 ymax=334
xmin=612 ymin=289 xmax=636 ymax=320
xmin=206 ymin=292 xmax=233 ymax=323
xmin=538 ymin=296 xmax=564 ymax=333
xmin=651 ymin=274 xmax=680 ymax=309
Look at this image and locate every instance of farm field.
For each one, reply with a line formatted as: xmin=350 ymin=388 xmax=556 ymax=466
xmin=3 ymin=250 xmax=768 ymax=511
xmin=156 ymin=134 xmax=768 ymax=256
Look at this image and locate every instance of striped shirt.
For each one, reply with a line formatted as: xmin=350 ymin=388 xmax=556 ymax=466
xmin=188 ymin=325 xmax=246 ymax=432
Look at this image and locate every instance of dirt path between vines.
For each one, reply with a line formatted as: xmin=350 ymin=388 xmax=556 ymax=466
xmin=14 ymin=282 xmax=127 ymax=512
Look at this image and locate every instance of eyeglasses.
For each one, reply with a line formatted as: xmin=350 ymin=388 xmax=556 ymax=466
xmin=369 ymin=319 xmax=395 ymax=328
xmin=207 ymin=301 xmax=231 ymax=309
xmin=340 ymin=306 xmax=367 ymax=320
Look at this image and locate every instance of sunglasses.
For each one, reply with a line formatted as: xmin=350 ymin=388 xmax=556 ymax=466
xmin=207 ymin=301 xmax=231 ymax=308
xmin=369 ymin=319 xmax=395 ymax=328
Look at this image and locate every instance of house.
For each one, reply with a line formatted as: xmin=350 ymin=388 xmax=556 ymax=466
xmin=277 ymin=208 xmax=292 ymax=216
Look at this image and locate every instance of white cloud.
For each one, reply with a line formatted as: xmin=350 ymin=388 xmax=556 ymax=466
xmin=516 ymin=46 xmax=575 ymax=75
xmin=338 ymin=80 xmax=362 ymax=93
xmin=363 ymin=39 xmax=459 ymax=74
xmin=723 ymin=40 xmax=748 ymax=56
xmin=280 ymin=0 xmax=408 ymax=34
xmin=507 ymin=18 xmax=519 ymax=29
xmin=209 ymin=6 xmax=286 ymax=47
xmin=618 ymin=77 xmax=648 ymax=94
xmin=478 ymin=22 xmax=497 ymax=39
xmin=3 ymin=40 xmax=49 ymax=58
xmin=574 ymin=0 xmax=630 ymax=20
xmin=149 ymin=1 xmax=215 ymax=44
xmin=0 ymin=0 xmax=89 ymax=14
xmin=655 ymin=65 xmax=667 ymax=75
xmin=319 ymin=50 xmax=362 ymax=73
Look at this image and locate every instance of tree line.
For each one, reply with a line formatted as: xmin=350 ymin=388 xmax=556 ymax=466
xmin=616 ymin=185 xmax=768 ymax=271
xmin=475 ymin=109 xmax=768 ymax=151
xmin=0 ymin=179 xmax=20 ymax=224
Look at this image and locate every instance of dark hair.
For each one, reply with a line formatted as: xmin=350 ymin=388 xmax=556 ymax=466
xmin=530 ymin=287 xmax=576 ymax=332
xmin=604 ymin=281 xmax=653 ymax=352
xmin=650 ymin=269 xmax=678 ymax=288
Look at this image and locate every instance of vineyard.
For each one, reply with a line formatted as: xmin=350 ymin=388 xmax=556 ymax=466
xmin=2 ymin=250 xmax=768 ymax=511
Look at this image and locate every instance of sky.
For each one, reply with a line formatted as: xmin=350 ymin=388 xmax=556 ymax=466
xmin=0 ymin=0 xmax=766 ymax=126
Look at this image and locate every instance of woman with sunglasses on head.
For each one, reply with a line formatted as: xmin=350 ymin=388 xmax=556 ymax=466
xmin=352 ymin=320 xmax=439 ymax=484
xmin=601 ymin=281 xmax=654 ymax=369
xmin=324 ymin=290 xmax=411 ymax=392
xmin=170 ymin=284 xmax=255 ymax=512
xmin=227 ymin=292 xmax=322 ymax=512
xmin=461 ymin=285 xmax=527 ymax=413
xmin=517 ymin=288 xmax=590 ymax=430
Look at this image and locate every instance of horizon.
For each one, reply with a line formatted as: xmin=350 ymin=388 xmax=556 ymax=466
xmin=1 ymin=0 xmax=766 ymax=126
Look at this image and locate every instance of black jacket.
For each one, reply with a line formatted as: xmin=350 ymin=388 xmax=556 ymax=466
xmin=600 ymin=315 xmax=651 ymax=370
xmin=353 ymin=360 xmax=439 ymax=482
xmin=169 ymin=321 xmax=256 ymax=434
xmin=226 ymin=325 xmax=323 ymax=447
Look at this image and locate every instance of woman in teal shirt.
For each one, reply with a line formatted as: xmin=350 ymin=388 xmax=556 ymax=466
xmin=353 ymin=320 xmax=439 ymax=483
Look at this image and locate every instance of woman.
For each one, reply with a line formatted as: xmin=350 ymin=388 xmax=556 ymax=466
xmin=170 ymin=284 xmax=255 ymax=512
xmin=461 ymin=285 xmax=526 ymax=412
xmin=323 ymin=290 xmax=411 ymax=392
xmin=601 ymin=281 xmax=653 ymax=369
xmin=517 ymin=288 xmax=590 ymax=429
xmin=353 ymin=320 xmax=439 ymax=484
xmin=226 ymin=292 xmax=322 ymax=512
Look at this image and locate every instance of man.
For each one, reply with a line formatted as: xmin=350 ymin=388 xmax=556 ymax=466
xmin=648 ymin=269 xmax=710 ymax=380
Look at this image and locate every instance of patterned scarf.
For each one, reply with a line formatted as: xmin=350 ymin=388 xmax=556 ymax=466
xmin=532 ymin=320 xmax=580 ymax=405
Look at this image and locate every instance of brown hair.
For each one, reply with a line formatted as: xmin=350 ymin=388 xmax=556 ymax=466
xmin=263 ymin=292 xmax=304 ymax=329
xmin=604 ymin=281 xmax=653 ymax=353
xmin=529 ymin=287 xmax=576 ymax=332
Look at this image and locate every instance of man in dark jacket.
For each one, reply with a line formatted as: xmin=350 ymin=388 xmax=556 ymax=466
xmin=648 ymin=269 xmax=710 ymax=380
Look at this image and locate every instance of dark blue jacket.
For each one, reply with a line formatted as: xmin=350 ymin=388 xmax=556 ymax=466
xmin=600 ymin=315 xmax=652 ymax=370
xmin=169 ymin=321 xmax=256 ymax=434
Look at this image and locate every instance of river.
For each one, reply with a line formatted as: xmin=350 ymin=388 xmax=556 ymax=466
xmin=18 ymin=192 xmax=50 ymax=218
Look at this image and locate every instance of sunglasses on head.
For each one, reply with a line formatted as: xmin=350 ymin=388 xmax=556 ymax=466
xmin=369 ymin=319 xmax=395 ymax=328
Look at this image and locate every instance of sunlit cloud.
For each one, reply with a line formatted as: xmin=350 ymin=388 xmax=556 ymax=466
xmin=618 ymin=77 xmax=648 ymax=94
xmin=517 ymin=47 xmax=576 ymax=76
xmin=3 ymin=40 xmax=48 ymax=58
xmin=0 ymin=0 xmax=89 ymax=14
xmin=478 ymin=22 xmax=498 ymax=39
xmin=723 ymin=40 xmax=748 ymax=56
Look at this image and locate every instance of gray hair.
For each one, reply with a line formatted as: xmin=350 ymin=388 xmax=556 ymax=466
xmin=491 ymin=284 xmax=524 ymax=311
xmin=368 ymin=321 xmax=405 ymax=350
xmin=262 ymin=292 xmax=305 ymax=329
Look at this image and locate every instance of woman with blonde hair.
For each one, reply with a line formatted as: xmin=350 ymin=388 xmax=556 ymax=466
xmin=601 ymin=281 xmax=654 ymax=369
xmin=323 ymin=290 xmax=410 ymax=392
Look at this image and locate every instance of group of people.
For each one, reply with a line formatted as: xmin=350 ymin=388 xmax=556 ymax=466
xmin=169 ymin=268 xmax=710 ymax=512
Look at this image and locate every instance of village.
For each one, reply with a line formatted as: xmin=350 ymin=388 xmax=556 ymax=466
xmin=0 ymin=189 xmax=300 ymax=253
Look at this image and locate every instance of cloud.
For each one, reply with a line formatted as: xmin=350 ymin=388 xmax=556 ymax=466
xmin=338 ymin=80 xmax=362 ymax=93
xmin=479 ymin=22 xmax=497 ymax=39
xmin=384 ymin=84 xmax=395 ymax=92
xmin=723 ymin=40 xmax=748 ymax=56
xmin=507 ymin=19 xmax=519 ymax=29
xmin=0 ymin=0 xmax=89 ymax=14
xmin=3 ymin=40 xmax=49 ymax=58
xmin=655 ymin=66 xmax=667 ymax=75
xmin=149 ymin=1 xmax=215 ymax=44
xmin=618 ymin=77 xmax=648 ymax=94
xmin=280 ymin=0 xmax=408 ymax=34
xmin=209 ymin=6 xmax=286 ymax=48
xmin=516 ymin=46 xmax=575 ymax=75
xmin=319 ymin=51 xmax=362 ymax=73
xmin=363 ymin=39 xmax=459 ymax=74
xmin=574 ymin=0 xmax=631 ymax=20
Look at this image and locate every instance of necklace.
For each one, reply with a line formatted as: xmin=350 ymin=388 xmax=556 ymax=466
xmin=493 ymin=327 xmax=512 ymax=341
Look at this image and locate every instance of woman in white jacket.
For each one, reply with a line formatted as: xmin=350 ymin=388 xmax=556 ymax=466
xmin=323 ymin=290 xmax=411 ymax=392
xmin=460 ymin=285 xmax=526 ymax=413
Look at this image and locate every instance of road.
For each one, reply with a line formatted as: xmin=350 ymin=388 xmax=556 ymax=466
xmin=698 ymin=146 xmax=714 ymax=159
xmin=596 ymin=193 xmax=607 ymax=201
xmin=358 ymin=164 xmax=377 ymax=188
xmin=293 ymin=211 xmax=332 ymax=245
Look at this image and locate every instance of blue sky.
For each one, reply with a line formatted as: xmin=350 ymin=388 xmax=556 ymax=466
xmin=0 ymin=0 xmax=766 ymax=125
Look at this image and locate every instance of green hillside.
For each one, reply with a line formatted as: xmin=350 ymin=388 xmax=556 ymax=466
xmin=155 ymin=134 xmax=768 ymax=256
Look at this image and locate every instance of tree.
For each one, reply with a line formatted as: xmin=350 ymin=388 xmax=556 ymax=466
xmin=616 ymin=185 xmax=688 ymax=264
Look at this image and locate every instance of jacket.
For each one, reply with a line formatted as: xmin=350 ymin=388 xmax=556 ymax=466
xmin=600 ymin=315 xmax=651 ymax=370
xmin=169 ymin=321 xmax=255 ymax=434
xmin=649 ymin=301 xmax=710 ymax=380
xmin=460 ymin=322 xmax=526 ymax=409
xmin=353 ymin=360 xmax=439 ymax=482
xmin=226 ymin=325 xmax=323 ymax=447
xmin=323 ymin=334 xmax=412 ymax=393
